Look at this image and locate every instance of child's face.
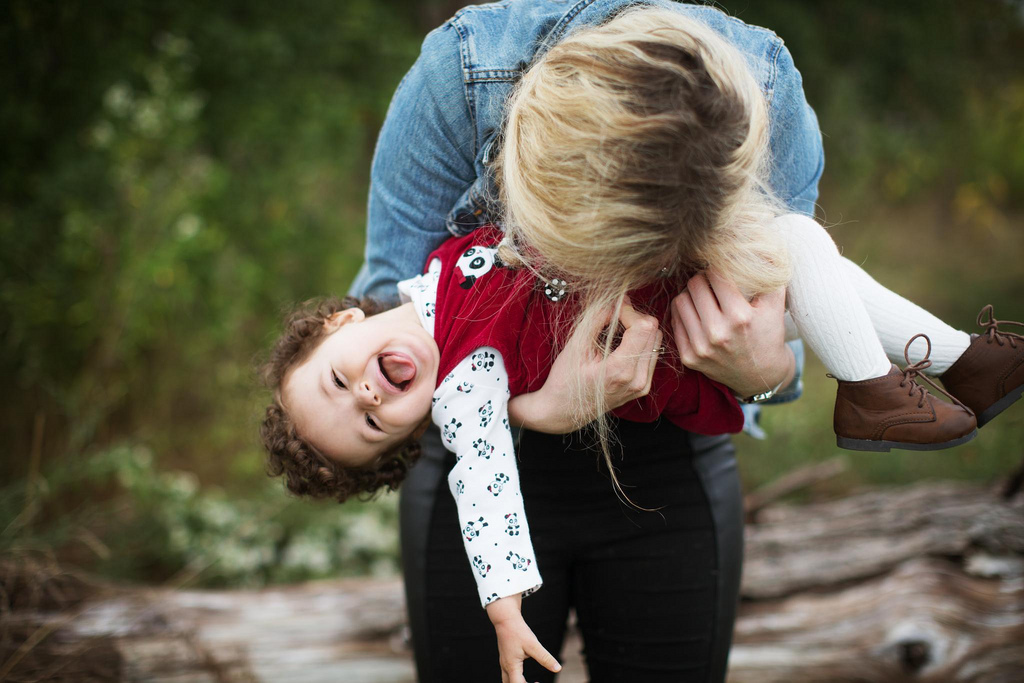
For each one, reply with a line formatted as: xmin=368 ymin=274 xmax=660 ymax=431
xmin=283 ymin=303 xmax=439 ymax=467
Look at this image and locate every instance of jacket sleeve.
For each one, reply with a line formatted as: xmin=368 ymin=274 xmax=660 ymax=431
xmin=349 ymin=23 xmax=477 ymax=302
xmin=754 ymin=38 xmax=822 ymax=409
xmin=432 ymin=348 xmax=543 ymax=607
xmin=766 ymin=39 xmax=825 ymax=218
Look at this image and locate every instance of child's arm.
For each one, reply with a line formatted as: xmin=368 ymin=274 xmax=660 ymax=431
xmin=486 ymin=594 xmax=561 ymax=683
xmin=432 ymin=347 xmax=544 ymax=606
xmin=508 ymin=298 xmax=663 ymax=433
xmin=433 ymin=348 xmax=558 ymax=675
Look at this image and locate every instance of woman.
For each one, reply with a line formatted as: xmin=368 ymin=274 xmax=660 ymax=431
xmin=349 ymin=1 xmax=822 ymax=680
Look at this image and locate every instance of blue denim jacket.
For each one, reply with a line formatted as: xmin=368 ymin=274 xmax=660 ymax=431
xmin=350 ymin=0 xmax=824 ymax=412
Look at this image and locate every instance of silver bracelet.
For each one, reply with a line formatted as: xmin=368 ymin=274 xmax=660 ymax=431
xmin=736 ymin=376 xmax=787 ymax=404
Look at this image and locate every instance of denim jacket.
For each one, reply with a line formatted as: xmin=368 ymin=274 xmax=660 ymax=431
xmin=350 ymin=0 xmax=823 ymax=410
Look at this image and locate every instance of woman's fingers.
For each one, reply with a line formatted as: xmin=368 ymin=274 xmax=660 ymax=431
xmin=686 ymin=273 xmax=722 ymax=325
xmin=609 ymin=302 xmax=660 ymax=396
xmin=615 ymin=300 xmax=660 ymax=352
xmin=705 ymin=267 xmax=748 ymax=309
xmin=633 ymin=327 xmax=661 ymax=397
xmin=671 ymin=289 xmax=709 ymax=363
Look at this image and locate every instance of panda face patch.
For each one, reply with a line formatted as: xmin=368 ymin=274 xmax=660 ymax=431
xmin=456 ymin=245 xmax=499 ymax=290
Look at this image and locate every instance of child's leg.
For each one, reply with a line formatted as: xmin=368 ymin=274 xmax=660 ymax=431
xmin=775 ymin=214 xmax=893 ymax=381
xmin=837 ymin=258 xmax=971 ymax=374
xmin=776 ymin=213 xmax=976 ymax=452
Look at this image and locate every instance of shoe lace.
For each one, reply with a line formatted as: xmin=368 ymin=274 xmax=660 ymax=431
xmin=978 ymin=304 xmax=1023 ymax=349
xmin=900 ymin=333 xmax=972 ymax=412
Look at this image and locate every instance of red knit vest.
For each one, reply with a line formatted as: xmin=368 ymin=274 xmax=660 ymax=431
xmin=428 ymin=226 xmax=743 ymax=435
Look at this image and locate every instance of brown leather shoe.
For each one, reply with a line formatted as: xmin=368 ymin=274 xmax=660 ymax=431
xmin=940 ymin=305 xmax=1024 ymax=427
xmin=834 ymin=335 xmax=977 ymax=452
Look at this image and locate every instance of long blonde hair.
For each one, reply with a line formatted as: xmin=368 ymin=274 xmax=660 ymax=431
xmin=495 ymin=8 xmax=790 ymax=499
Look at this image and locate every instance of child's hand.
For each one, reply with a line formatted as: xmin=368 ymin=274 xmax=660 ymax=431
xmin=508 ymin=297 xmax=662 ymax=433
xmin=486 ymin=595 xmax=561 ymax=683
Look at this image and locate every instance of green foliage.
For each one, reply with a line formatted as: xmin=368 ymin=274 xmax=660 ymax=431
xmin=0 ymin=0 xmax=422 ymax=478
xmin=2 ymin=444 xmax=400 ymax=587
xmin=722 ymin=0 xmax=1024 ymax=207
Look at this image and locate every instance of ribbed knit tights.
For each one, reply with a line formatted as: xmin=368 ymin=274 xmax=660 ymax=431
xmin=777 ymin=214 xmax=970 ymax=379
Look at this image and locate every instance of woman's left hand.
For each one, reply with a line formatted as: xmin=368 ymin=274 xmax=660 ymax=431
xmin=670 ymin=269 xmax=794 ymax=398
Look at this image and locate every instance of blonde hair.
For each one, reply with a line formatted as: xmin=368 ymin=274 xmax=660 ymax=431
xmin=495 ymin=8 xmax=790 ymax=501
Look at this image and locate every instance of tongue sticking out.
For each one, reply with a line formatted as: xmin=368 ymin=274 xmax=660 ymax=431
xmin=380 ymin=354 xmax=416 ymax=389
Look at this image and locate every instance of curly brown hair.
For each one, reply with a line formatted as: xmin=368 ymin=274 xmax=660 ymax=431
xmin=259 ymin=296 xmax=424 ymax=503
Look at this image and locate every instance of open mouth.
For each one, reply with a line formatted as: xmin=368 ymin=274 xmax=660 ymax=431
xmin=378 ymin=353 xmax=416 ymax=391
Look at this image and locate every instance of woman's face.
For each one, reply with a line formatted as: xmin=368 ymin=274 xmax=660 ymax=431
xmin=282 ymin=303 xmax=439 ymax=467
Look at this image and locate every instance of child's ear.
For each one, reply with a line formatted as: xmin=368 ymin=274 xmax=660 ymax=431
xmin=323 ymin=307 xmax=365 ymax=332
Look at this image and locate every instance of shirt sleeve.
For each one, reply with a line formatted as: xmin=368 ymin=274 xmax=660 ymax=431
xmin=432 ymin=347 xmax=542 ymax=608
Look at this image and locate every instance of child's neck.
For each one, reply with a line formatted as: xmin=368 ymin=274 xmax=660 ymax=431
xmin=395 ymin=301 xmax=430 ymax=331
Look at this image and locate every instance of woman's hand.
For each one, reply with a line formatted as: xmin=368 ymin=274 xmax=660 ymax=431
xmin=486 ymin=595 xmax=561 ymax=683
xmin=670 ymin=269 xmax=795 ymax=399
xmin=507 ymin=297 xmax=662 ymax=434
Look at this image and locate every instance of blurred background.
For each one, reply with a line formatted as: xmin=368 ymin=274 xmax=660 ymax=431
xmin=2 ymin=0 xmax=1022 ymax=593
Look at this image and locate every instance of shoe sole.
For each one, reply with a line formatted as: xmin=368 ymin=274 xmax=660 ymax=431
xmin=837 ymin=429 xmax=978 ymax=453
xmin=977 ymin=383 xmax=1024 ymax=428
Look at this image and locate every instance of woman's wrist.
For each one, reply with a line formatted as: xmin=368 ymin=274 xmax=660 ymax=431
xmin=732 ymin=344 xmax=796 ymax=401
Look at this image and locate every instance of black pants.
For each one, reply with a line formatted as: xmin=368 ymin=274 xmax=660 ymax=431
xmin=400 ymin=419 xmax=744 ymax=682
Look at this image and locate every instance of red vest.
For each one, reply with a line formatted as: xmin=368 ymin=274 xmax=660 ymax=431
xmin=428 ymin=227 xmax=743 ymax=435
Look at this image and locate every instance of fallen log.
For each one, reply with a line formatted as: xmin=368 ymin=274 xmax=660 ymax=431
xmin=1 ymin=482 xmax=1021 ymax=682
xmin=741 ymin=480 xmax=1024 ymax=599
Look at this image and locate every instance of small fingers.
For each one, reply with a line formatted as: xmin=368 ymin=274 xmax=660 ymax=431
xmin=526 ymin=640 xmax=562 ymax=675
xmin=500 ymin=659 xmax=526 ymax=683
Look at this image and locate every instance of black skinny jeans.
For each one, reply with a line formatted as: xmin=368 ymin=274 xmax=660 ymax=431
xmin=400 ymin=419 xmax=744 ymax=682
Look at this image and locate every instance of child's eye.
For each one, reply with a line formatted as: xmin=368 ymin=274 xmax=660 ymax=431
xmin=365 ymin=414 xmax=382 ymax=432
xmin=332 ymin=370 xmax=346 ymax=390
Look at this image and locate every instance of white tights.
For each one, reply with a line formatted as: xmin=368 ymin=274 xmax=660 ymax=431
xmin=777 ymin=214 xmax=971 ymax=381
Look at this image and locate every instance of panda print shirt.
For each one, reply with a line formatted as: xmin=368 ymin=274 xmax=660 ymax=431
xmin=398 ymin=257 xmax=542 ymax=608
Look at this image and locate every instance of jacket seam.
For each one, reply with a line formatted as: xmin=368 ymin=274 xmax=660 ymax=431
xmin=765 ymin=36 xmax=783 ymax=105
xmin=449 ymin=18 xmax=479 ymax=156
xmin=546 ymin=0 xmax=602 ymax=48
